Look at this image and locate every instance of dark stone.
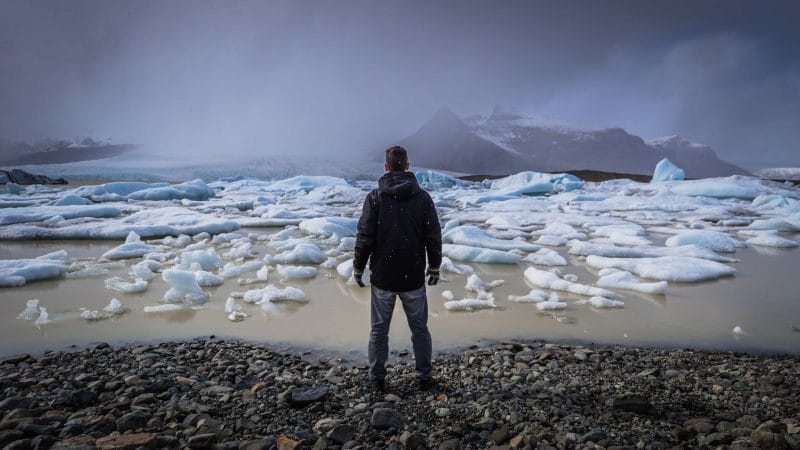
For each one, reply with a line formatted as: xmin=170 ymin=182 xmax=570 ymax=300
xmin=491 ymin=425 xmax=510 ymax=444
xmin=288 ymin=385 xmax=330 ymax=407
xmin=371 ymin=408 xmax=405 ymax=430
xmin=0 ymin=430 xmax=25 ymax=447
xmin=399 ymin=431 xmax=426 ymax=449
xmin=30 ymin=434 xmax=57 ymax=450
xmin=20 ymin=423 xmax=57 ymax=437
xmin=117 ymin=411 xmax=150 ymax=433
xmin=611 ymin=395 xmax=655 ymax=415
xmin=0 ymin=398 xmax=35 ymax=413
xmin=580 ymin=428 xmax=606 ymax=443
xmin=327 ymin=424 xmax=356 ymax=445
xmin=187 ymin=433 xmax=218 ymax=449
xmin=750 ymin=421 xmax=789 ymax=450
xmin=1 ymin=354 xmax=32 ymax=365
xmin=439 ymin=438 xmax=460 ymax=450
xmin=94 ymin=432 xmax=158 ymax=449
xmin=239 ymin=439 xmax=270 ymax=450
xmin=4 ymin=438 xmax=32 ymax=450
xmin=699 ymin=432 xmax=732 ymax=446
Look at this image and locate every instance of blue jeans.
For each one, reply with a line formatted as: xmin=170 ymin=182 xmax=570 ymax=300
xmin=368 ymin=284 xmax=432 ymax=381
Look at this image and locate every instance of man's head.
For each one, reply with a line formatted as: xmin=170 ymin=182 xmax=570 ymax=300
xmin=384 ymin=146 xmax=410 ymax=172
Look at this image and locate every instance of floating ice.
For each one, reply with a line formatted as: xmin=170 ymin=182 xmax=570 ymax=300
xmin=442 ymin=290 xmax=455 ymax=301
xmin=669 ymin=177 xmax=761 ymax=200
xmin=66 ymin=265 xmax=110 ymax=279
xmin=585 ymin=255 xmax=735 ymax=282
xmin=271 ymin=243 xmax=327 ymax=264
xmin=335 ymin=259 xmax=371 ymax=286
xmin=536 ymin=293 xmax=567 ymax=310
xmin=524 ymin=267 xmax=617 ymax=298
xmin=443 ymin=244 xmax=521 ymax=264
xmin=34 ymin=307 xmax=50 ymax=326
xmin=218 ymin=260 xmax=263 ymax=278
xmin=16 ymin=299 xmax=40 ymax=320
xmin=523 ymin=248 xmax=567 ymax=266
xmin=534 ymin=235 xmax=568 ymax=246
xmin=651 ymin=158 xmax=685 ymax=183
xmin=508 ymin=289 xmax=547 ymax=303
xmin=0 ymin=204 xmax=123 ymax=226
xmin=665 ymin=230 xmax=740 ymax=253
xmin=131 ymin=261 xmax=160 ymax=280
xmin=243 ymin=285 xmax=308 ymax=304
xmin=416 ymin=170 xmax=468 ymax=190
xmin=465 ymin=274 xmax=504 ymax=293
xmin=444 ymin=293 xmax=497 ymax=312
xmin=745 ymin=232 xmax=798 ymax=248
xmin=277 ymin=264 xmax=318 ymax=280
xmin=444 ymin=225 xmax=539 ymax=252
xmin=101 ymin=232 xmax=162 ymax=260
xmin=596 ymin=270 xmax=667 ymax=294
xmin=194 ymin=269 xmax=225 ymax=287
xmin=126 ymin=179 xmax=216 ymax=201
xmin=53 ymin=195 xmax=93 ymax=206
xmin=299 ymin=217 xmax=358 ymax=238
xmin=0 ymin=257 xmax=68 ymax=287
xmin=74 ymin=181 xmax=170 ymax=199
xmin=732 ymin=325 xmax=745 ymax=335
xmin=569 ymin=241 xmax=736 ymax=263
xmin=178 ymin=248 xmax=224 ymax=270
xmin=588 ymin=296 xmax=625 ymax=308
xmin=440 ymin=256 xmax=474 ymax=274
xmin=533 ymin=222 xmax=577 ymax=236
xmin=104 ymin=298 xmax=127 ymax=314
xmin=162 ymin=269 xmax=208 ymax=303
xmin=162 ymin=234 xmax=193 ymax=248
xmin=104 ymin=276 xmax=148 ymax=293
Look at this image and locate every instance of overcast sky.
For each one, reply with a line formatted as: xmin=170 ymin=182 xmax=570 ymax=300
xmin=1 ymin=0 xmax=798 ymax=168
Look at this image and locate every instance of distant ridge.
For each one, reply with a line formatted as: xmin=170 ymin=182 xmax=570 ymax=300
xmin=398 ymin=107 xmax=749 ymax=178
xmin=0 ymin=138 xmax=135 ymax=166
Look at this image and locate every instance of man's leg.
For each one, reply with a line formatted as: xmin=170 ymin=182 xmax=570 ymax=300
xmin=369 ymin=285 xmax=396 ymax=381
xmin=398 ymin=286 xmax=432 ymax=380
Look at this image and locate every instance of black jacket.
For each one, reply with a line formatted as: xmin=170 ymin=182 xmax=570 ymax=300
xmin=354 ymin=171 xmax=442 ymax=292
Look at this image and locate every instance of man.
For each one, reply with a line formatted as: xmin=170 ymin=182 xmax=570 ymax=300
xmin=353 ymin=146 xmax=442 ymax=392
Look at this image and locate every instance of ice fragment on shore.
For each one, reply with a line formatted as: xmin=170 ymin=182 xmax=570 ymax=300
xmin=17 ymin=299 xmax=40 ymax=320
xmin=524 ymin=267 xmax=617 ymax=298
xmin=585 ymin=255 xmax=735 ymax=282
xmin=596 ymin=271 xmax=667 ymax=295
xmin=442 ymin=290 xmax=454 ymax=301
xmin=162 ymin=269 xmax=208 ymax=303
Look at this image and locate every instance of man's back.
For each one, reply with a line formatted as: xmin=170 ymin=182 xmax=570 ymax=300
xmin=354 ymin=170 xmax=441 ymax=292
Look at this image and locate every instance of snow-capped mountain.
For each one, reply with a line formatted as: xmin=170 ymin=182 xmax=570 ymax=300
xmin=399 ymin=107 xmax=749 ymax=177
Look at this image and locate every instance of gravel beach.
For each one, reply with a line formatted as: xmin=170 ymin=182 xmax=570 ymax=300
xmin=1 ymin=338 xmax=798 ymax=450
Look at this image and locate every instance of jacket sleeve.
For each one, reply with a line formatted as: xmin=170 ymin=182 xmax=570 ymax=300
xmin=353 ymin=191 xmax=378 ymax=272
xmin=422 ymin=192 xmax=442 ymax=268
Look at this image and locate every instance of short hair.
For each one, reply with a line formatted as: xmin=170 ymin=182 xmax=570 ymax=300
xmin=385 ymin=146 xmax=408 ymax=171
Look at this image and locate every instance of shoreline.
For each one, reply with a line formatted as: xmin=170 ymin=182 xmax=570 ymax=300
xmin=2 ymin=337 xmax=798 ymax=449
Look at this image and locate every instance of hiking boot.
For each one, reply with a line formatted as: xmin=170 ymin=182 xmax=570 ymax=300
xmin=418 ymin=378 xmax=436 ymax=391
xmin=370 ymin=379 xmax=386 ymax=393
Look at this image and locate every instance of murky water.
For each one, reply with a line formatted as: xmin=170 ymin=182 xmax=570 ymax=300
xmin=1 ymin=232 xmax=799 ymax=358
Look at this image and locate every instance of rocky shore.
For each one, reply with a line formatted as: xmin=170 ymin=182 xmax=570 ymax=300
xmin=1 ymin=339 xmax=798 ymax=450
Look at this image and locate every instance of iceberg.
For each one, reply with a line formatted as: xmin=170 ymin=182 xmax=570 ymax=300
xmin=162 ymin=269 xmax=208 ymax=303
xmin=74 ymin=181 xmax=170 ymax=199
xmin=665 ymin=230 xmax=740 ymax=253
xmin=596 ymin=270 xmax=667 ymax=294
xmin=443 ymin=244 xmax=521 ymax=264
xmin=53 ymin=195 xmax=93 ymax=206
xmin=126 ymin=179 xmax=216 ymax=201
xmin=585 ymin=255 xmax=735 ymax=282
xmin=524 ymin=267 xmax=616 ymax=298
xmin=0 ymin=257 xmax=68 ymax=287
xmin=299 ymin=217 xmax=358 ymax=238
xmin=444 ymin=225 xmax=539 ymax=252
xmin=745 ymin=232 xmax=798 ymax=248
xmin=568 ymin=241 xmax=736 ymax=263
xmin=276 ymin=264 xmax=318 ymax=280
xmin=651 ymin=158 xmax=685 ymax=183
xmin=271 ymin=242 xmax=327 ymax=264
xmin=101 ymin=231 xmax=162 ymax=260
xmin=179 ymin=248 xmax=224 ymax=270
xmin=415 ymin=170 xmax=468 ymax=190
xmin=670 ymin=178 xmax=761 ymax=200
xmin=218 ymin=260 xmax=263 ymax=278
xmin=0 ymin=204 xmax=122 ymax=226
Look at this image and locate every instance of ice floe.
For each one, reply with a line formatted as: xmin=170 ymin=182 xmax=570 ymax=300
xmin=524 ymin=267 xmax=617 ymax=298
xmin=596 ymin=270 xmax=667 ymax=294
xmin=443 ymin=244 xmax=521 ymax=264
xmin=665 ymin=230 xmax=741 ymax=253
xmin=0 ymin=256 xmax=68 ymax=287
xmin=585 ymin=255 xmax=735 ymax=282
xmin=277 ymin=264 xmax=318 ymax=280
xmin=162 ymin=269 xmax=208 ymax=303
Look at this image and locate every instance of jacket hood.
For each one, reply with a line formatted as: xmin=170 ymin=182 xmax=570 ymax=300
xmin=377 ymin=170 xmax=421 ymax=200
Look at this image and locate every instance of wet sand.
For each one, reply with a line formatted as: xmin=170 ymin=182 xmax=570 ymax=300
xmin=1 ymin=231 xmax=799 ymax=358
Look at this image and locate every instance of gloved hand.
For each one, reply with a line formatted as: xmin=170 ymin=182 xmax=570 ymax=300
xmin=426 ymin=267 xmax=440 ymax=286
xmin=353 ymin=270 xmax=365 ymax=288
